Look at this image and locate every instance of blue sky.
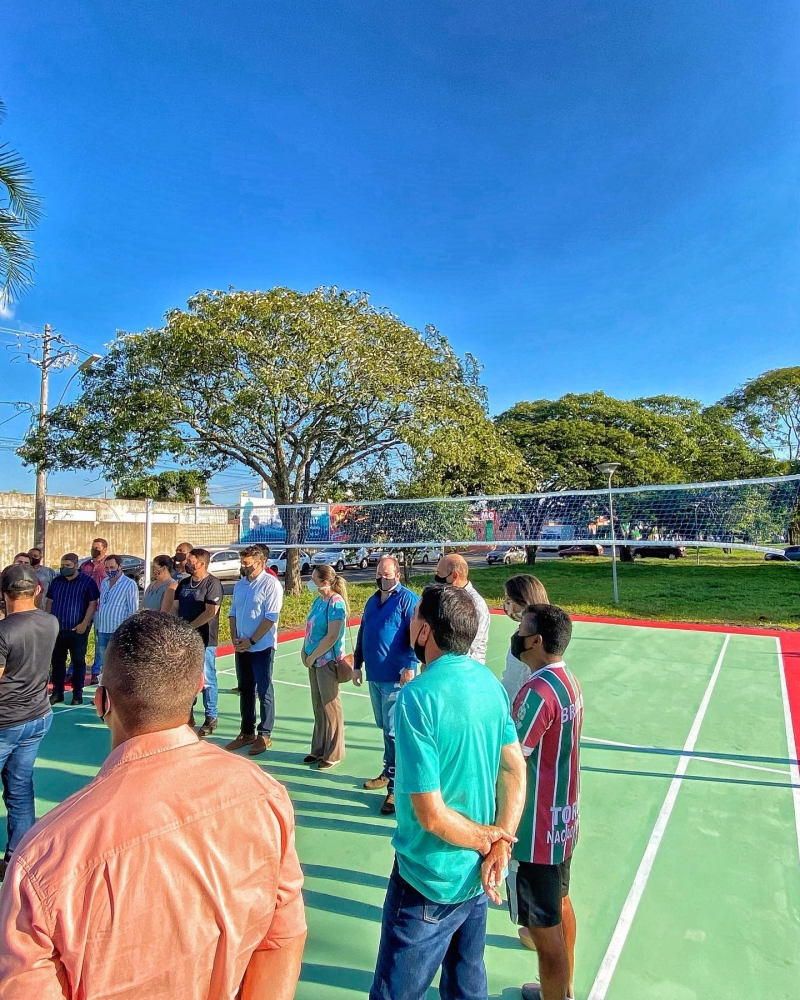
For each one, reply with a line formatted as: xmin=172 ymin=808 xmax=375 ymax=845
xmin=1 ymin=0 xmax=798 ymax=502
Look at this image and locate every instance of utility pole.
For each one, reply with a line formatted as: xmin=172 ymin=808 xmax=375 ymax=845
xmin=33 ymin=325 xmax=52 ymax=552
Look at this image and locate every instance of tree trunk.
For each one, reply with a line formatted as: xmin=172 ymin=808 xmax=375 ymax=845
xmin=525 ymin=545 xmax=538 ymax=565
xmin=285 ymin=548 xmax=302 ymax=596
xmin=403 ymin=551 xmax=414 ymax=585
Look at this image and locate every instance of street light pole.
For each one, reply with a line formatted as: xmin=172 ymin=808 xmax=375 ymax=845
xmin=33 ymin=325 xmax=52 ymax=553
xmin=597 ymin=462 xmax=621 ymax=605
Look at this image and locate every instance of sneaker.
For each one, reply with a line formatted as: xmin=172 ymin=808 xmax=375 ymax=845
xmin=225 ymin=733 xmax=257 ymax=752
xmin=90 ymin=675 xmax=100 ymax=686
xmin=198 ymin=717 xmax=218 ymax=737
xmin=70 ymin=695 xmax=84 ymax=706
xmin=231 ymin=686 xmax=240 ymax=695
xmin=364 ymin=774 xmax=389 ymax=790
xmin=49 ymin=693 xmax=65 ymax=705
xmin=248 ymin=735 xmax=272 ymax=756
xmin=303 ymin=754 xmax=321 ymax=764
xmin=380 ymin=793 xmax=395 ymax=815
xmin=317 ymin=759 xmax=341 ymax=770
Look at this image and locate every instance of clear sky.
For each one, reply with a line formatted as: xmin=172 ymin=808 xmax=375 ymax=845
xmin=1 ymin=0 xmax=798 ymax=503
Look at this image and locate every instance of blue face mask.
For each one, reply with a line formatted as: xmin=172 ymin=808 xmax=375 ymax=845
xmin=60 ymin=566 xmax=77 ymax=578
xmin=108 ymin=569 xmax=120 ymax=578
xmin=306 ymin=579 xmax=318 ymax=594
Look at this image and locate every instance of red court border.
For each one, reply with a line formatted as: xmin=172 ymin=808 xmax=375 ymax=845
xmin=217 ymin=611 xmax=800 ymax=762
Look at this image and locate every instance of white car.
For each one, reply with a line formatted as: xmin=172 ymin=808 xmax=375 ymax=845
xmin=368 ymin=546 xmax=442 ymax=566
xmin=267 ymin=550 xmax=312 ymax=575
xmin=485 ymin=545 xmax=526 ymax=566
xmin=311 ymin=547 xmax=370 ymax=572
xmin=206 ymin=547 xmax=244 ymax=581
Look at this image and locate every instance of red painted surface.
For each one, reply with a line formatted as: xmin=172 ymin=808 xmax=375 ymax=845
xmin=779 ymin=630 xmax=800 ymax=758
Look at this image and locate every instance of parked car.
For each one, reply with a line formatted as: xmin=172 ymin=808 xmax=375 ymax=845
xmin=205 ymin=546 xmax=245 ymax=581
xmin=558 ymin=544 xmax=604 ymax=558
xmin=267 ymin=550 xmax=312 ymax=575
xmin=632 ymin=545 xmax=686 ymax=560
xmin=311 ymin=546 xmax=370 ymax=572
xmin=79 ymin=554 xmax=146 ymax=589
xmin=368 ymin=546 xmax=442 ymax=566
xmin=765 ymin=546 xmax=800 ymax=562
xmin=486 ymin=545 xmax=525 ymax=565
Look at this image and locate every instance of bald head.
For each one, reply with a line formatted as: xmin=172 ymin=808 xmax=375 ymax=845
xmin=435 ymin=553 xmax=469 ymax=588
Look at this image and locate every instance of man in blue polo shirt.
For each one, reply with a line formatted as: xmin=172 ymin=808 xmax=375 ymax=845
xmin=45 ymin=553 xmax=100 ymax=706
xmin=369 ymin=584 xmax=526 ymax=1000
xmin=354 ymin=555 xmax=418 ymax=815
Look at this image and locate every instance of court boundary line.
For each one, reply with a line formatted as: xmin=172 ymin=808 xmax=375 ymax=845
xmin=586 ymin=632 xmax=731 ymax=1000
xmin=776 ymin=636 xmax=800 ymax=864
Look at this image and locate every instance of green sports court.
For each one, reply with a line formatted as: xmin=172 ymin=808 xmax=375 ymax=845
xmin=17 ymin=614 xmax=800 ymax=1000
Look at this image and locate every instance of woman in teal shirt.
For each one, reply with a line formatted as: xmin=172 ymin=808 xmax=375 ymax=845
xmin=302 ymin=564 xmax=348 ymax=769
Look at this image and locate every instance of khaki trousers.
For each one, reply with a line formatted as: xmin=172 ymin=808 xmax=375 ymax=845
xmin=308 ymin=661 xmax=345 ymax=763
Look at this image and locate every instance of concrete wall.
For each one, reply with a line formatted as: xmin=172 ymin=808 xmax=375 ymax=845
xmin=0 ymin=493 xmax=238 ymax=569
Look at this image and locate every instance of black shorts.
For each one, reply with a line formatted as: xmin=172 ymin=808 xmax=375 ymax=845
xmin=506 ymin=856 xmax=572 ymax=929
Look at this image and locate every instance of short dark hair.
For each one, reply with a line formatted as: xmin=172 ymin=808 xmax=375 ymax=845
xmin=62 ymin=552 xmax=79 ymax=564
xmin=104 ymin=554 xmax=123 ymax=566
xmin=521 ymin=603 xmax=573 ymax=656
xmin=417 ymin=584 xmax=479 ymax=656
xmin=103 ymin=611 xmax=205 ymax=730
xmin=189 ymin=547 xmax=210 ymax=566
xmin=240 ymin=545 xmax=265 ymax=561
xmin=253 ymin=543 xmax=271 ymax=560
xmin=28 ymin=547 xmax=42 ymax=557
xmin=153 ymin=553 xmax=175 ymax=572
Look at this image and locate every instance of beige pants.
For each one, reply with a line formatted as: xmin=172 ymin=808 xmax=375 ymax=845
xmin=308 ymin=661 xmax=345 ymax=763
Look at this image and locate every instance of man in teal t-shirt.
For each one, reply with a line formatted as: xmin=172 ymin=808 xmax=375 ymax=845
xmin=369 ymin=584 xmax=526 ymax=1000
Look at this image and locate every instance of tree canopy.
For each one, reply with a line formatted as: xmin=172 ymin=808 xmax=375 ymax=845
xmin=114 ymin=469 xmax=210 ymax=503
xmin=720 ymin=366 xmax=800 ymax=465
xmin=495 ymin=392 xmax=777 ymax=491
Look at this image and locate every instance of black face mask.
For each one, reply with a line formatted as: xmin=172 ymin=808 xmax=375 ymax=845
xmin=413 ymin=638 xmax=427 ymax=663
xmin=90 ymin=548 xmax=102 ymax=559
xmin=29 ymin=557 xmax=41 ymax=566
xmin=510 ymin=631 xmax=534 ymax=661
xmin=433 ymin=574 xmax=451 ymax=585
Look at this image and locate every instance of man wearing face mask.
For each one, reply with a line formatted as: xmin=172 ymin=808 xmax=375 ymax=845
xmin=81 ymin=537 xmax=109 ymax=685
xmin=172 ymin=541 xmax=193 ymax=581
xmin=370 ymin=584 xmax=526 ymax=1000
xmin=353 ymin=555 xmax=419 ymax=815
xmin=501 ymin=604 xmax=582 ymax=1000
xmin=433 ymin=553 xmax=491 ymax=664
xmin=226 ymin=546 xmax=284 ymax=753
xmin=45 ymin=553 xmax=100 ymax=705
xmin=27 ymin=548 xmax=56 ymax=596
xmin=93 ymin=555 xmax=140 ymax=676
xmin=0 ymin=611 xmax=307 ymax=998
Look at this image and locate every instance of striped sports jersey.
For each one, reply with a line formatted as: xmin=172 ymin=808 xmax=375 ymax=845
xmin=511 ymin=660 xmax=583 ymax=865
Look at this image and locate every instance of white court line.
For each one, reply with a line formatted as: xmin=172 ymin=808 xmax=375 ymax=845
xmin=776 ymin=637 xmax=800 ymax=863
xmin=587 ymin=633 xmax=730 ymax=1000
xmin=582 ymin=735 xmax=791 ymax=778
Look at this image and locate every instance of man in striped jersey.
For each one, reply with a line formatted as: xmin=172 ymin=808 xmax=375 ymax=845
xmin=506 ymin=603 xmax=582 ymax=1000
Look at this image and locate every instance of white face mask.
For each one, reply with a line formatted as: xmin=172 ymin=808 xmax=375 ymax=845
xmin=306 ymin=579 xmax=318 ymax=594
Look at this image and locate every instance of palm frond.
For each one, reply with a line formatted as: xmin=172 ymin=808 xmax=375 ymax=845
xmin=0 ymin=208 xmax=36 ymax=299
xmin=0 ymin=143 xmax=44 ymax=226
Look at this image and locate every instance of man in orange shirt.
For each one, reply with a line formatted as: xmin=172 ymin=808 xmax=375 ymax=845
xmin=0 ymin=610 xmax=307 ymax=999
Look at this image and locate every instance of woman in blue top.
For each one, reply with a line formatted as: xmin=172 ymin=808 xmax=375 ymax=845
xmin=302 ymin=564 xmax=348 ymax=768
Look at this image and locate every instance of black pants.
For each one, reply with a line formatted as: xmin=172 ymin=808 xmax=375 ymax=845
xmin=51 ymin=629 xmax=89 ymax=698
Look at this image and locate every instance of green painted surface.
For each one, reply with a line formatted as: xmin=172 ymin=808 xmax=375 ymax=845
xmin=4 ymin=620 xmax=798 ymax=998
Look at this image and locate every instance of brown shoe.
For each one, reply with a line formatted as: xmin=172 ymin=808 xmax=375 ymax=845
xmin=317 ymin=759 xmax=341 ymax=770
xmin=225 ymin=733 xmax=256 ymax=752
xmin=197 ymin=717 xmax=218 ymax=737
xmin=364 ymin=774 xmax=389 ymax=790
xmin=231 ymin=687 xmax=240 ymax=695
xmin=380 ymin=793 xmax=395 ymax=815
xmin=248 ymin=735 xmax=272 ymax=755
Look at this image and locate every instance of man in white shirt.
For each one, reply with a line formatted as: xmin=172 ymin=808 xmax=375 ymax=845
xmin=433 ymin=554 xmax=491 ymax=663
xmin=226 ymin=546 xmax=284 ymax=756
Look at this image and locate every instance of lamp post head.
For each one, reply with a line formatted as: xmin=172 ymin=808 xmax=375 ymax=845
xmin=78 ymin=353 xmax=102 ymax=372
xmin=597 ymin=462 xmax=620 ymax=478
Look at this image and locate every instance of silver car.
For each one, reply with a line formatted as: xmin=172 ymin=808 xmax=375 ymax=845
xmin=206 ymin=547 xmax=244 ymax=581
xmin=311 ymin=547 xmax=370 ymax=571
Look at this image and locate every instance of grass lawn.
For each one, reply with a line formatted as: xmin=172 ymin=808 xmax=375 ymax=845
xmin=215 ymin=549 xmax=800 ymax=639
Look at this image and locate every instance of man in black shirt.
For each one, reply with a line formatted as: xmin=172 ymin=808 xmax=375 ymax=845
xmin=0 ymin=564 xmax=59 ymax=880
xmin=170 ymin=548 xmax=223 ymax=732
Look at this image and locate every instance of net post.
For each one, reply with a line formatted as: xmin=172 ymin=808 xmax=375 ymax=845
xmin=143 ymin=498 xmax=153 ymax=590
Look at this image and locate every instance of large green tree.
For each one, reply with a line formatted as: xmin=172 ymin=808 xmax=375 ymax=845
xmin=720 ymin=367 xmax=800 ymax=465
xmin=115 ymin=469 xmax=211 ymax=503
xmin=495 ymin=392 xmax=776 ymax=491
xmin=0 ymin=99 xmax=42 ymax=300
xmin=20 ymin=286 xmax=519 ymax=590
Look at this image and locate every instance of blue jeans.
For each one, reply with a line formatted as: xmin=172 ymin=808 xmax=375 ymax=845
xmin=235 ymin=647 xmax=275 ymax=736
xmin=94 ymin=631 xmax=113 ymax=675
xmin=0 ymin=712 xmax=53 ymax=861
xmin=369 ymin=681 xmax=400 ymax=793
xmin=370 ymin=861 xmax=489 ymax=1000
xmin=193 ymin=646 xmax=218 ymax=720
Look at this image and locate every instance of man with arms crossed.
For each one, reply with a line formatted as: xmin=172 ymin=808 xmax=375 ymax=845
xmin=0 ymin=611 xmax=306 ymax=999
xmin=370 ymin=584 xmax=526 ymax=1000
xmin=354 ymin=554 xmax=418 ymax=815
xmin=504 ymin=604 xmax=583 ymax=1000
xmin=46 ymin=552 xmax=99 ymax=705
xmin=0 ymin=565 xmax=58 ymax=880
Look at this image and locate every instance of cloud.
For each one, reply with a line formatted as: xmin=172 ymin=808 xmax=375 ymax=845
xmin=0 ymin=291 xmax=13 ymax=319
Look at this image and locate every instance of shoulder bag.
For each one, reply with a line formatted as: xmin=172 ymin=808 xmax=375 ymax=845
xmin=326 ymin=599 xmax=355 ymax=683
